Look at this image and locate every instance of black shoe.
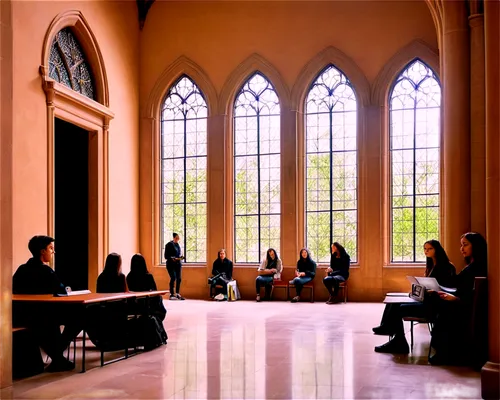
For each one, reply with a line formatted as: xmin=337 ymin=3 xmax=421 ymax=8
xmin=429 ymin=353 xmax=457 ymax=366
xmin=291 ymin=296 xmax=300 ymax=303
xmin=374 ymin=337 xmax=409 ymax=354
xmin=372 ymin=325 xmax=394 ymax=336
xmin=46 ymin=358 xmax=75 ymax=372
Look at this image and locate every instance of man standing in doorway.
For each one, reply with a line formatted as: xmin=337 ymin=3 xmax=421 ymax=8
xmin=164 ymin=232 xmax=185 ymax=300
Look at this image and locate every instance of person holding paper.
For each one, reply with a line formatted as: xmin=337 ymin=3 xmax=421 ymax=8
xmin=164 ymin=232 xmax=185 ymax=300
xmin=210 ymin=249 xmax=233 ymax=300
xmin=374 ymin=240 xmax=455 ymax=354
xmin=290 ymin=248 xmax=316 ymax=303
xmin=429 ymin=232 xmax=487 ymax=365
xmin=255 ymin=248 xmax=282 ymax=302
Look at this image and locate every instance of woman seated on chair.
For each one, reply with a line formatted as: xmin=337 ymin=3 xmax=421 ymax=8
xmin=373 ymin=240 xmax=456 ymax=337
xmin=97 ymin=253 xmax=128 ymax=293
xmin=256 ymin=248 xmax=282 ymax=302
xmin=323 ymin=242 xmax=350 ymax=304
xmin=210 ymin=249 xmax=233 ymax=301
xmin=290 ymin=248 xmax=316 ymax=303
xmin=428 ymin=232 xmax=487 ymax=365
xmin=126 ymin=253 xmax=166 ymax=322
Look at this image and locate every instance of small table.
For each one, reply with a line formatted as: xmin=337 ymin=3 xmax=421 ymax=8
xmin=383 ymin=295 xmax=419 ymax=304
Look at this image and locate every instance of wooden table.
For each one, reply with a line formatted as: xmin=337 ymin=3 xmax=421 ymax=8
xmin=13 ymin=290 xmax=169 ymax=372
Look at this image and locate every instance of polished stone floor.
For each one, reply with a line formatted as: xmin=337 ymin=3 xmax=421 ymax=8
xmin=2 ymin=300 xmax=481 ymax=399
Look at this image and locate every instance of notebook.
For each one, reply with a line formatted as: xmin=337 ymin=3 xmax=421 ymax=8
xmin=406 ymin=276 xmax=457 ymax=293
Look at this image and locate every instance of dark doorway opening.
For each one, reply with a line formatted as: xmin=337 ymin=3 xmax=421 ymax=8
xmin=54 ymin=118 xmax=89 ymax=290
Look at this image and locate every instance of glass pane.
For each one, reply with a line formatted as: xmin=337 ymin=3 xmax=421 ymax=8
xmin=390 ymin=60 xmax=441 ymax=262
xmin=305 ymin=65 xmax=358 ymax=262
xmin=234 ymin=73 xmax=280 ymax=263
xmin=161 ymin=76 xmax=208 ymax=263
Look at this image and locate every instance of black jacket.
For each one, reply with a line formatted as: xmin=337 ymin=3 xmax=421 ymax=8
xmin=329 ymin=254 xmax=350 ymax=280
xmin=164 ymin=241 xmax=182 ymax=268
xmin=96 ymin=272 xmax=127 ymax=293
xmin=297 ymin=258 xmax=317 ymax=278
xmin=453 ymin=261 xmax=487 ymax=305
xmin=12 ymin=258 xmax=67 ymax=295
xmin=212 ymin=258 xmax=233 ymax=280
xmin=428 ymin=262 xmax=456 ymax=288
xmin=126 ymin=272 xmax=157 ymax=292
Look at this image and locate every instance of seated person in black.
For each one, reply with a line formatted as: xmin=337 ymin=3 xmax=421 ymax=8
xmin=97 ymin=253 xmax=127 ymax=293
xmin=127 ymin=253 xmax=166 ymax=322
xmin=428 ymin=232 xmax=488 ymax=365
xmin=210 ymin=249 xmax=233 ymax=300
xmin=373 ymin=239 xmax=456 ymax=336
xmin=290 ymin=248 xmax=316 ymax=303
xmin=323 ymin=242 xmax=350 ymax=304
xmin=12 ymin=235 xmax=80 ymax=372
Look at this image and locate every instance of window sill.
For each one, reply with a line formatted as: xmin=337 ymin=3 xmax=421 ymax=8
xmin=155 ymin=263 xmax=207 ymax=268
xmin=383 ymin=263 xmax=426 ymax=269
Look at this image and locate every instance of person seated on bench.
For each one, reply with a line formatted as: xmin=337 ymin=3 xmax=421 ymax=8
xmin=12 ymin=235 xmax=81 ymax=372
xmin=97 ymin=253 xmax=127 ymax=293
xmin=373 ymin=240 xmax=456 ymax=336
xmin=323 ymin=242 xmax=351 ymax=304
xmin=428 ymin=232 xmax=487 ymax=365
xmin=127 ymin=253 xmax=166 ymax=322
xmin=290 ymin=248 xmax=316 ymax=303
xmin=209 ymin=249 xmax=233 ymax=301
xmin=255 ymin=248 xmax=282 ymax=302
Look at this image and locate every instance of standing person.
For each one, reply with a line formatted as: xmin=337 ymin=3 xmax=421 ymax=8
xmin=12 ymin=235 xmax=81 ymax=372
xmin=255 ymin=248 xmax=283 ymax=302
xmin=164 ymin=232 xmax=185 ymax=300
xmin=290 ymin=248 xmax=316 ymax=303
xmin=210 ymin=249 xmax=233 ymax=300
xmin=372 ymin=240 xmax=456 ymax=335
xmin=323 ymin=242 xmax=351 ymax=304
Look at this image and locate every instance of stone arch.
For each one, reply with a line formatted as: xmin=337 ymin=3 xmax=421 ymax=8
xmin=218 ymin=53 xmax=291 ymax=115
xmin=291 ymin=46 xmax=370 ymax=111
xmin=145 ymin=55 xmax=218 ymax=119
xmin=371 ymin=39 xmax=440 ymax=106
xmin=41 ymin=10 xmax=109 ymax=106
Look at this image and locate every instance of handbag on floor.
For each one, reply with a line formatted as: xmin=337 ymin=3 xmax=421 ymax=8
xmin=227 ymin=280 xmax=240 ymax=301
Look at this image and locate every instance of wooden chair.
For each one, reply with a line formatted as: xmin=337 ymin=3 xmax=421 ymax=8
xmin=269 ymin=280 xmax=288 ymax=299
xmin=209 ymin=284 xmax=224 ymax=298
xmin=288 ymin=281 xmax=314 ymax=302
xmin=338 ymin=281 xmax=348 ymax=303
xmin=402 ymin=316 xmax=433 ymax=355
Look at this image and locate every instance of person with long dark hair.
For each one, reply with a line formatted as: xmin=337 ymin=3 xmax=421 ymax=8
xmin=211 ymin=249 xmax=233 ymax=301
xmin=290 ymin=248 xmax=316 ymax=303
xmin=323 ymin=242 xmax=350 ymax=304
xmin=429 ymin=232 xmax=488 ymax=365
xmin=96 ymin=253 xmax=127 ymax=293
xmin=373 ymin=239 xmax=456 ymax=335
xmin=255 ymin=248 xmax=282 ymax=302
xmin=127 ymin=253 xmax=166 ymax=322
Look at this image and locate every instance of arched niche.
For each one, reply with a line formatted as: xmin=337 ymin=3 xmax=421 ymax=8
xmin=40 ymin=10 xmax=113 ymax=291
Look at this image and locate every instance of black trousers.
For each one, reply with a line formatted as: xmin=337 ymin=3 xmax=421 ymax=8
xmin=166 ymin=263 xmax=182 ymax=294
xmin=211 ymin=276 xmax=229 ymax=295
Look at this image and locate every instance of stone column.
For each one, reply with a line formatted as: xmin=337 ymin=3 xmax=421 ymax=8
xmin=442 ymin=0 xmax=471 ymax=265
xmin=281 ymin=108 xmax=298 ymax=267
xmin=0 ymin=0 xmax=13 ymax=388
xmin=469 ymin=12 xmax=486 ymax=235
xmin=482 ymin=0 xmax=500 ymax=398
xmin=206 ymin=114 xmax=227 ymax=264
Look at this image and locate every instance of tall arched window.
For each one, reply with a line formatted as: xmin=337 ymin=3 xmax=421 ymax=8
xmin=49 ymin=28 xmax=95 ymax=100
xmin=390 ymin=60 xmax=441 ymax=262
xmin=161 ymin=76 xmax=207 ymax=263
xmin=305 ymin=65 xmax=358 ymax=262
xmin=234 ymin=73 xmax=280 ymax=263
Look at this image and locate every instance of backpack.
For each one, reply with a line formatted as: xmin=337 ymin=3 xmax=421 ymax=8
xmin=134 ymin=315 xmax=167 ymax=351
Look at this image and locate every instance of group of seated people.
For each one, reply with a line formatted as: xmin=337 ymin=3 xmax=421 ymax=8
xmin=209 ymin=242 xmax=351 ymax=304
xmin=372 ymin=232 xmax=488 ymax=367
xmin=12 ymin=235 xmax=166 ymax=373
